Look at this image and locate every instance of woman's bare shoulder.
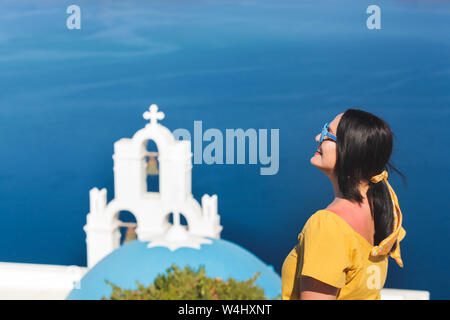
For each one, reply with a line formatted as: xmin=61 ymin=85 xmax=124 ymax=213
xmin=324 ymin=203 xmax=374 ymax=244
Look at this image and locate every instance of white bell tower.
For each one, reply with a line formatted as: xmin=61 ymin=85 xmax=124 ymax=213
xmin=84 ymin=104 xmax=223 ymax=268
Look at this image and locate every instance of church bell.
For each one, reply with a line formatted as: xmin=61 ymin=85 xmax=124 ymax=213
xmin=146 ymin=155 xmax=159 ymax=176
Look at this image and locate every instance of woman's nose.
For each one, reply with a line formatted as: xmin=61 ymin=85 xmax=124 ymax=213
xmin=315 ymin=133 xmax=320 ymax=143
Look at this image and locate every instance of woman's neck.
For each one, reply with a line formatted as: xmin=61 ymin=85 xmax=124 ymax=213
xmin=329 ymin=173 xmax=370 ymax=204
xmin=330 ymin=174 xmax=344 ymax=198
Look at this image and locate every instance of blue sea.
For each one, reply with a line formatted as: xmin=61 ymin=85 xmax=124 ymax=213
xmin=0 ymin=0 xmax=449 ymax=298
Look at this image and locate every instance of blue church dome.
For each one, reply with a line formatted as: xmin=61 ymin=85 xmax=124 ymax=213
xmin=67 ymin=238 xmax=281 ymax=300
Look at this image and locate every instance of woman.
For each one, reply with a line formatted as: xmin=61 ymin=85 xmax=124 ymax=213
xmin=281 ymin=109 xmax=406 ymax=300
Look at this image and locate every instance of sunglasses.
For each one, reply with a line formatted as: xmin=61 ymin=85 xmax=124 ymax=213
xmin=318 ymin=122 xmax=337 ymax=145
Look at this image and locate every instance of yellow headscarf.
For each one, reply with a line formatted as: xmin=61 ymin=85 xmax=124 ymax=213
xmin=369 ymin=170 xmax=406 ymax=267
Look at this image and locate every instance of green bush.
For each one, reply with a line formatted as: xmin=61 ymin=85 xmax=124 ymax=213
xmin=102 ymin=264 xmax=281 ymax=300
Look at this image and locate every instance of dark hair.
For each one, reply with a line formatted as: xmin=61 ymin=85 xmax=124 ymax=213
xmin=334 ymin=109 xmax=406 ymax=253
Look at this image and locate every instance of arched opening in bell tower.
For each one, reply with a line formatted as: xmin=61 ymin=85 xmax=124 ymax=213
xmin=144 ymin=139 xmax=159 ymax=193
xmin=166 ymin=212 xmax=189 ymax=231
xmin=116 ymin=210 xmax=138 ymax=245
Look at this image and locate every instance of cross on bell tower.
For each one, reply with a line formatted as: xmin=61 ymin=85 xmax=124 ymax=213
xmin=143 ymin=104 xmax=165 ymax=125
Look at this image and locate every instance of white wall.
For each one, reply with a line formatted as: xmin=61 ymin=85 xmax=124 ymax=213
xmin=0 ymin=261 xmax=430 ymax=300
xmin=380 ymin=288 xmax=430 ymax=300
xmin=0 ymin=262 xmax=87 ymax=300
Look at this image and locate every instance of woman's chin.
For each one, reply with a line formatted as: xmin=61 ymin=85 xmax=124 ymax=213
xmin=310 ymin=156 xmax=334 ymax=176
xmin=310 ymin=155 xmax=321 ymax=168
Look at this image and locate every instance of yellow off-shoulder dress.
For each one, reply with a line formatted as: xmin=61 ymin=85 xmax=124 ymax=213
xmin=281 ymin=210 xmax=389 ymax=300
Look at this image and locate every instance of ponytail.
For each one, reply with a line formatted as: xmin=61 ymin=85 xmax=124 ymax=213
xmin=367 ymin=173 xmax=396 ymax=252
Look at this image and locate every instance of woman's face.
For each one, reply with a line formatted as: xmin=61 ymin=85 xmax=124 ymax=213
xmin=310 ymin=113 xmax=343 ymax=175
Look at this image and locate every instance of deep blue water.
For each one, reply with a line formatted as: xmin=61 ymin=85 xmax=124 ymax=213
xmin=0 ymin=0 xmax=449 ymax=298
